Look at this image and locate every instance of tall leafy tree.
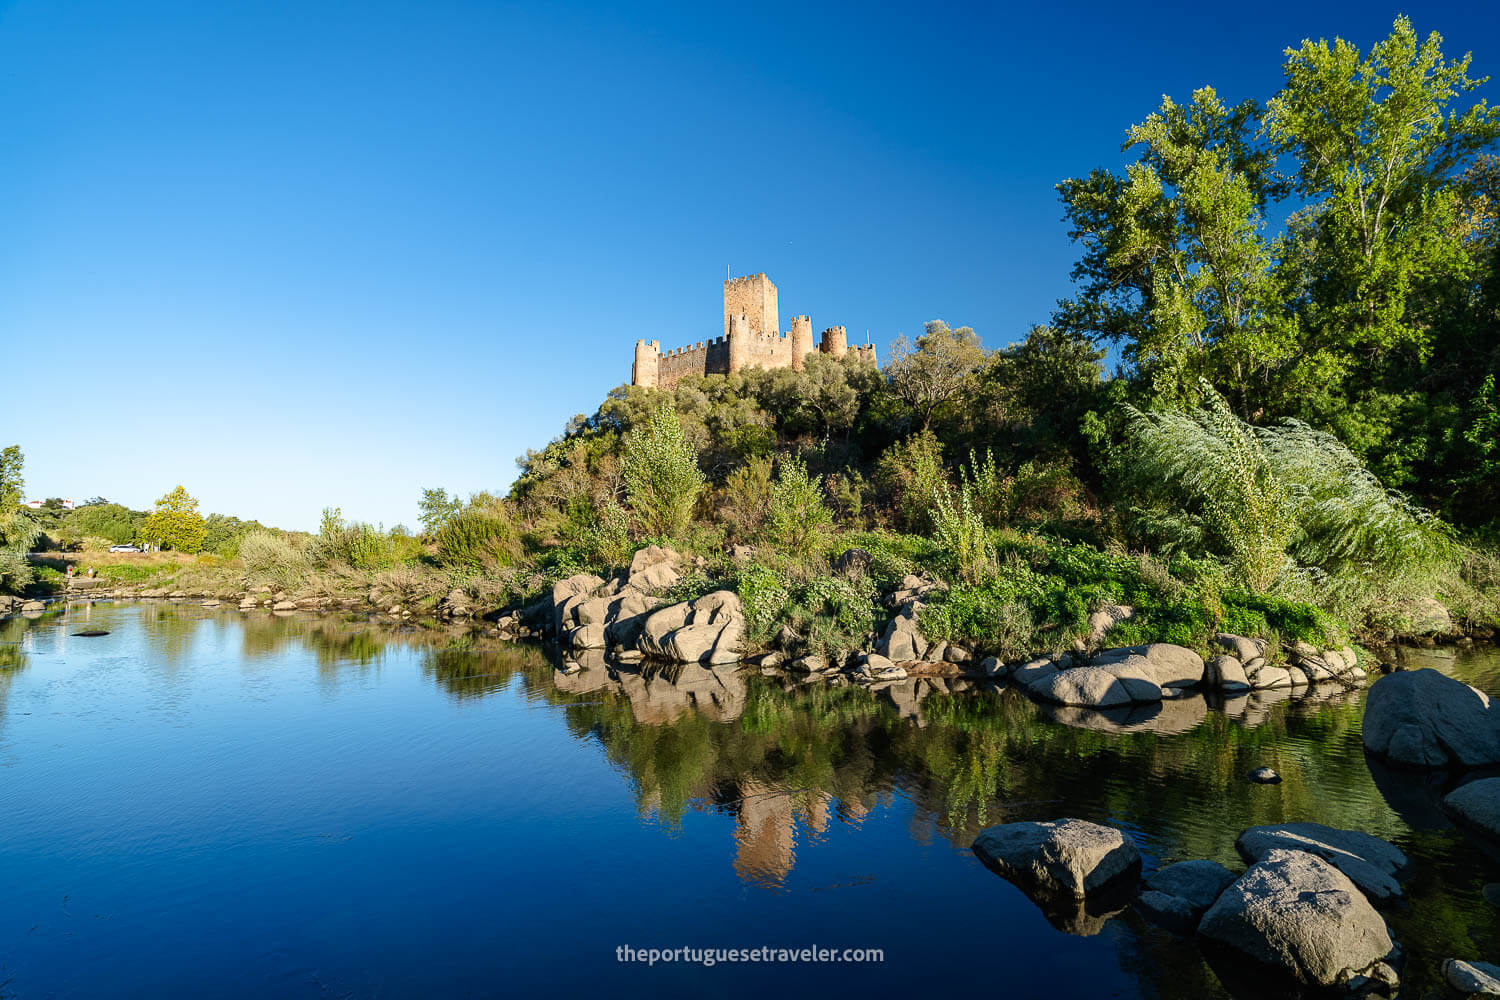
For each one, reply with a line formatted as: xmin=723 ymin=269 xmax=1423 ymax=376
xmin=0 ymin=445 xmax=37 ymax=592
xmin=142 ymin=486 xmax=207 ymax=553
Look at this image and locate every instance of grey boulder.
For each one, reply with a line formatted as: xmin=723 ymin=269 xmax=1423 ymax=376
xmin=1445 ymin=777 xmax=1500 ymax=840
xmin=1029 ymin=664 xmax=1161 ymax=707
xmin=1236 ymin=823 xmax=1409 ymax=903
xmin=972 ymin=818 xmax=1141 ymax=899
xmin=1362 ymin=669 xmax=1500 ymax=769
xmin=1135 ymin=859 xmax=1238 ymax=934
xmin=1443 ymin=959 xmax=1500 ymax=997
xmin=1198 ymin=849 xmax=1398 ymax=990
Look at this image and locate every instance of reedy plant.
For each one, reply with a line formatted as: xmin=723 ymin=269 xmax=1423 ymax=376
xmin=931 ymin=482 xmax=995 ymax=585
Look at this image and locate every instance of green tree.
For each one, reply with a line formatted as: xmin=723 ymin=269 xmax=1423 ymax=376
xmin=142 ymin=486 xmax=207 ymax=553
xmin=621 ymin=401 xmax=705 ymax=539
xmin=886 ymin=321 xmax=987 ymax=430
xmin=765 ymin=455 xmax=832 ymax=551
xmin=0 ymin=445 xmax=37 ymax=592
xmin=418 ymin=488 xmax=462 ymax=536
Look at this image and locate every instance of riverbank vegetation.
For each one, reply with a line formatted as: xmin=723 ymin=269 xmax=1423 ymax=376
xmin=5 ymin=17 xmax=1499 ymax=662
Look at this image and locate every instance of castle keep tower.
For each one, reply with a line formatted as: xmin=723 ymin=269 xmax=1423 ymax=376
xmin=723 ymin=273 xmax=778 ymax=339
xmin=632 ymin=272 xmax=875 ymax=389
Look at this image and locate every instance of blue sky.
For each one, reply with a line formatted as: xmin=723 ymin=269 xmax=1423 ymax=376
xmin=4 ymin=0 xmax=1497 ymax=531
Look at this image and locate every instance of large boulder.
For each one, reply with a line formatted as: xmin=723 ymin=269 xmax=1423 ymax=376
xmin=551 ymin=573 xmax=605 ymax=635
xmin=1236 ymin=823 xmax=1409 ymax=903
xmin=972 ymin=818 xmax=1141 ymax=899
xmin=1362 ymin=669 xmax=1500 ymax=769
xmin=1444 ymin=777 xmax=1500 ymax=840
xmin=1198 ymin=849 xmax=1399 ymax=991
xmin=1029 ymin=664 xmax=1161 ymax=707
xmin=877 ymin=602 xmax=929 ymax=662
xmin=625 ymin=545 xmax=680 ymax=593
xmin=636 ymin=590 xmax=744 ymax=664
xmin=1135 ymin=859 xmax=1238 ymax=934
xmin=1093 ymin=643 xmax=1204 ymax=690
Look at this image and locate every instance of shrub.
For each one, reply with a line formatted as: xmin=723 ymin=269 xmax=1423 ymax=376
xmin=435 ymin=506 xmax=520 ymax=569
xmin=875 ymin=430 xmax=949 ymax=533
xmin=622 ymin=401 xmax=705 ymax=539
xmin=766 ymin=455 xmax=832 ymax=552
xmin=717 ymin=456 xmax=773 ymax=541
xmin=239 ymin=530 xmax=312 ymax=588
xmin=931 ymin=483 xmax=994 ymax=585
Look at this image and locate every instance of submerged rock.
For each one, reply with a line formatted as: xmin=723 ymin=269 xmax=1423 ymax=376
xmin=1445 ymin=777 xmax=1500 ymax=840
xmin=1198 ymin=849 xmax=1399 ymax=991
xmin=1092 ymin=643 xmax=1204 ymax=690
xmin=1444 ymin=958 xmax=1500 ymax=996
xmin=1246 ymin=766 xmax=1281 ymax=784
xmin=1135 ymin=859 xmax=1238 ymax=935
xmin=1236 ymin=823 xmax=1409 ymax=903
xmin=1362 ymin=669 xmax=1500 ymax=769
xmin=972 ymin=818 xmax=1141 ymax=899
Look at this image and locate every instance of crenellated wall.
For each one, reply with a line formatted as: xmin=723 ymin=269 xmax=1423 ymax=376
xmin=633 ymin=273 xmax=877 ymax=388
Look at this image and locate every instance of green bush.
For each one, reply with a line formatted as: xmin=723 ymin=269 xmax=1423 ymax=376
xmin=622 ymin=401 xmax=705 ymax=540
xmin=239 ymin=530 xmax=313 ymax=588
xmin=435 ymin=507 xmax=520 ymax=569
xmin=766 ymin=455 xmax=832 ymax=552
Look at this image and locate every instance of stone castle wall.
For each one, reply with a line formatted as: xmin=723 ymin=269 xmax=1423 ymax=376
xmin=634 ymin=272 xmax=876 ymax=389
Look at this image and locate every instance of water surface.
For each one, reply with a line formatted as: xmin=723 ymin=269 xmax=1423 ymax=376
xmin=1 ymin=603 xmax=1497 ymax=998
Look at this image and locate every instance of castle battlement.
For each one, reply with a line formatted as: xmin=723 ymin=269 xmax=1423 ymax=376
xmin=631 ymin=273 xmax=876 ymax=390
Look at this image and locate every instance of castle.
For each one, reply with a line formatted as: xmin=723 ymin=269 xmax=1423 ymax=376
xmin=631 ymin=272 xmax=876 ymax=389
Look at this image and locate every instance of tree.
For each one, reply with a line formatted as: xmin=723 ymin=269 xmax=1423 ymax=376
xmin=886 ymin=320 xmax=987 ymax=429
xmin=621 ymin=402 xmax=705 ymax=539
xmin=0 ymin=445 xmax=37 ymax=592
xmin=1056 ymin=88 xmax=1295 ymax=411
xmin=142 ymin=486 xmax=207 ymax=553
xmin=418 ymin=488 xmax=462 ymax=536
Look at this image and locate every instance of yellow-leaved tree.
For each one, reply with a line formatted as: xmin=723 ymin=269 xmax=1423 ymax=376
xmin=143 ymin=485 xmax=207 ymax=553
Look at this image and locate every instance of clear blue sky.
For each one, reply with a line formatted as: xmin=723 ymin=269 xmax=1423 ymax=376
xmin=4 ymin=0 xmax=1496 ymax=531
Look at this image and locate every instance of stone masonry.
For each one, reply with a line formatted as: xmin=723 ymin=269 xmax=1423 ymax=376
xmin=632 ymin=272 xmax=877 ymax=389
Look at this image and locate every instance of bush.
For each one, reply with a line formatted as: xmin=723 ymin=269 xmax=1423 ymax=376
xmin=434 ymin=504 xmax=520 ymax=570
xmin=766 ymin=455 xmax=832 ymax=552
xmin=717 ymin=456 xmax=773 ymax=541
xmin=931 ymin=483 xmax=994 ymax=585
xmin=238 ymin=530 xmax=312 ymax=588
xmin=622 ymin=401 xmax=705 ymax=540
xmin=875 ymin=431 xmax=949 ymax=533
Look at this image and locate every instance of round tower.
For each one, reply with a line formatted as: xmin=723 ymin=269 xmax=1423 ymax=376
xmin=820 ymin=325 xmax=848 ymax=359
xmin=789 ymin=315 xmax=813 ymax=371
xmin=633 ymin=339 xmax=660 ymax=388
xmin=728 ymin=313 xmax=751 ymax=374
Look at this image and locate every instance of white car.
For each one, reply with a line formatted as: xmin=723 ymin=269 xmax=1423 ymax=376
xmin=107 ymin=545 xmax=142 ymax=553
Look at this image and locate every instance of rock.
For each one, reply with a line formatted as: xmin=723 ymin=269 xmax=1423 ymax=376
xmin=944 ymin=644 xmax=972 ymax=664
xmin=1409 ymin=596 xmax=1454 ymax=636
xmin=1198 ymin=849 xmax=1398 ymax=990
xmin=972 ymin=818 xmax=1142 ymax=899
xmin=1247 ymin=767 xmax=1281 ymax=784
xmin=978 ymin=656 xmax=1008 ymax=678
xmin=1485 ymin=883 xmax=1500 ymax=908
xmin=1445 ymin=777 xmax=1500 ymax=840
xmin=636 ymin=590 xmax=744 ymax=664
xmin=1086 ymin=604 xmax=1133 ymax=646
xmin=1443 ymin=959 xmax=1500 ymax=997
xmin=877 ymin=602 xmax=928 ymax=662
xmin=1215 ymin=633 xmax=1262 ymax=663
xmin=1250 ymin=664 xmax=1294 ymax=690
xmin=1209 ymin=654 xmax=1250 ymax=691
xmin=1236 ymin=823 xmax=1409 ymax=903
xmin=831 ymin=548 xmax=873 ymax=575
xmin=1093 ymin=643 xmax=1204 ymax=689
xmin=728 ymin=544 xmax=757 ymax=562
xmin=20 ymin=600 xmax=45 ymax=612
xmin=1030 ymin=664 xmax=1161 ymax=707
xmin=1011 ymin=657 xmax=1059 ymax=688
xmin=1362 ymin=669 xmax=1500 ymax=769
xmin=790 ymin=654 xmax=829 ymax=674
xmin=272 ymin=600 xmax=296 ymax=611
xmin=1135 ymin=860 xmax=1238 ymax=934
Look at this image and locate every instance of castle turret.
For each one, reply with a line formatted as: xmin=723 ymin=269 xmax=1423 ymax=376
xmin=633 ymin=339 xmax=660 ymax=388
xmin=789 ymin=315 xmax=813 ymax=371
xmin=820 ymin=325 xmax=848 ymax=359
xmin=727 ymin=313 xmax=751 ymax=374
